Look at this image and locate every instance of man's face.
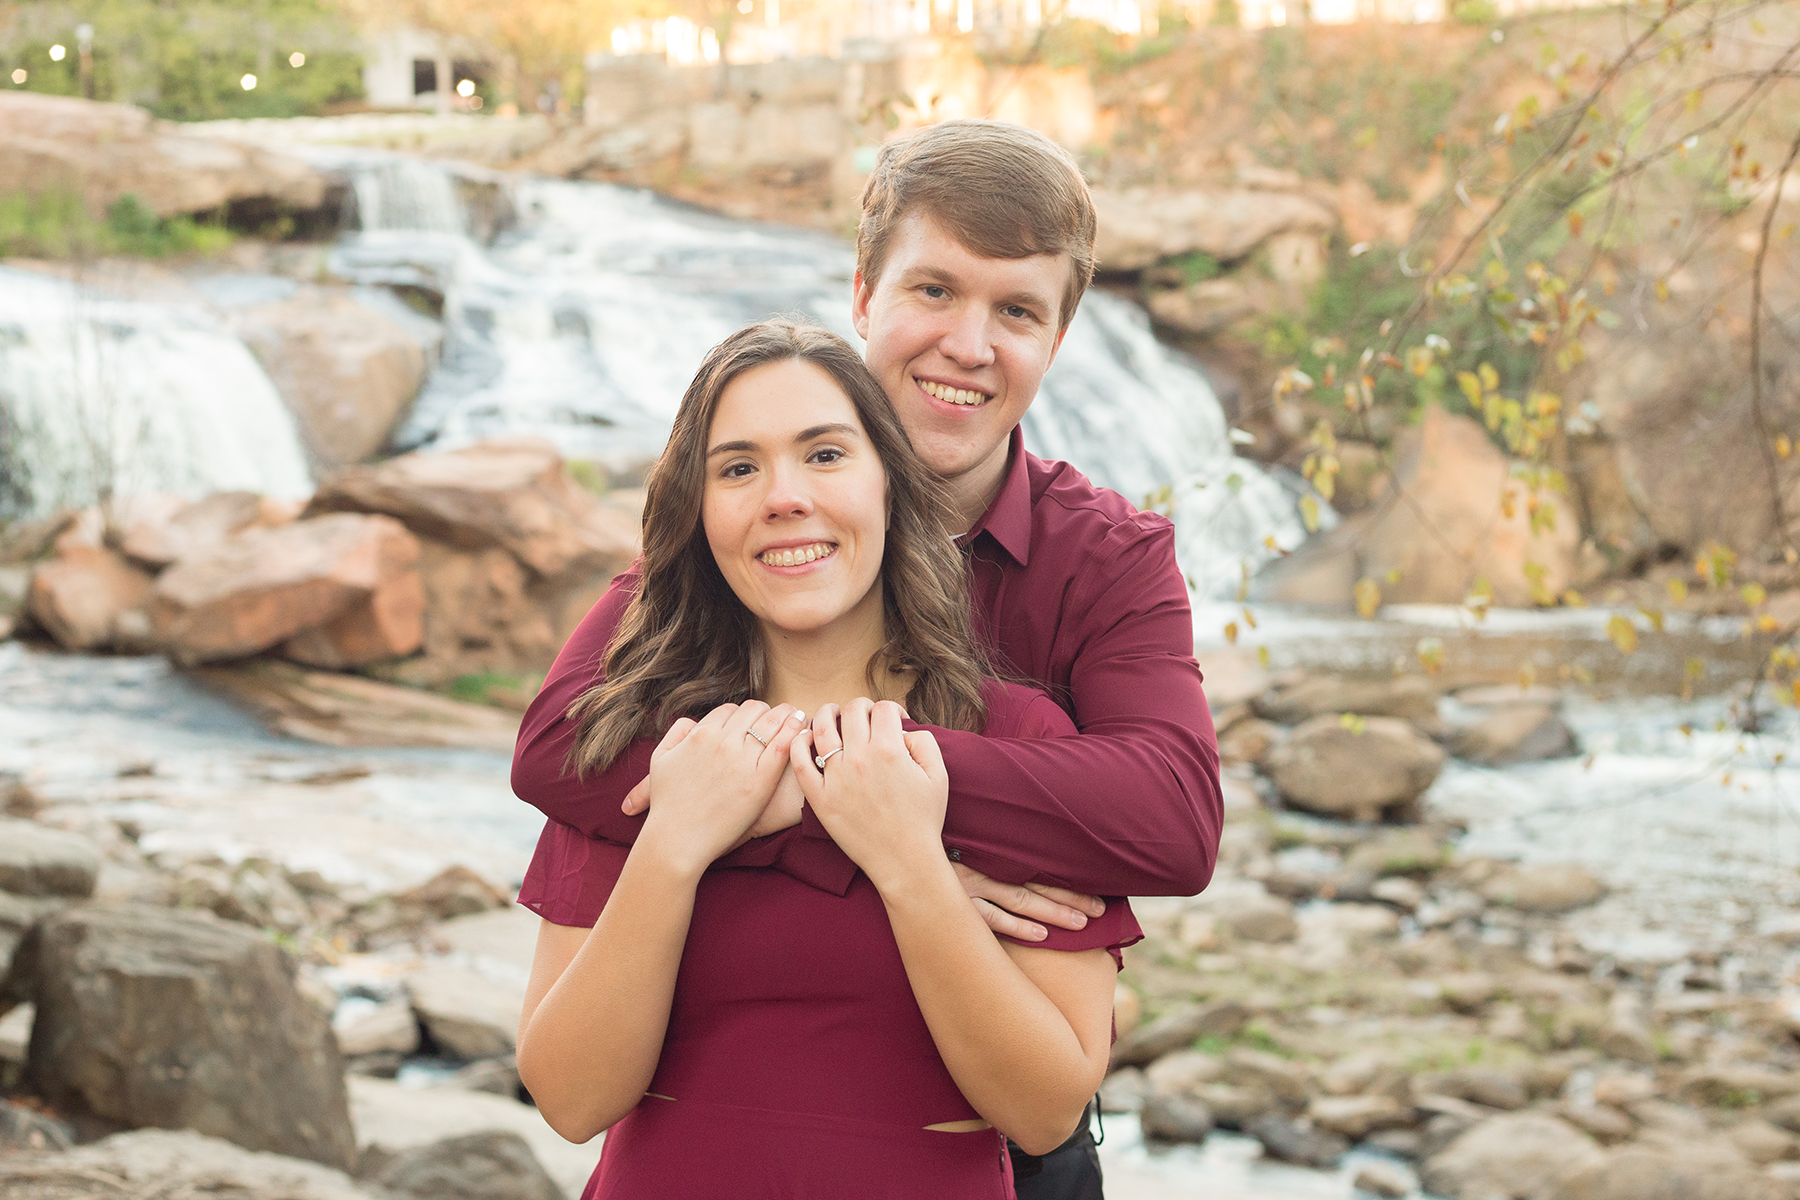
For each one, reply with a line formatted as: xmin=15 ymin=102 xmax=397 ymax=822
xmin=852 ymin=212 xmax=1071 ymax=505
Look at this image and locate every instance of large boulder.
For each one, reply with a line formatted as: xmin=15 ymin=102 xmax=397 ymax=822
xmin=0 ymin=820 xmax=100 ymax=898
xmin=1110 ymin=1000 xmax=1249 ymax=1068
xmin=1259 ymin=406 xmax=1585 ymax=607
xmin=0 ymin=1128 xmax=379 ymax=1200
xmin=1262 ymin=714 xmax=1446 ymax=822
xmin=1420 ymin=1113 xmax=1604 ymax=1199
xmin=1092 ymin=186 xmax=1338 ymax=270
xmin=1450 ymin=702 xmax=1578 ymax=765
xmin=359 ymin=1131 xmax=564 ymax=1200
xmin=406 ymin=958 xmax=524 ymax=1062
xmin=1254 ymin=673 xmax=1441 ymax=726
xmin=117 ymin=491 xmax=296 ymax=570
xmin=149 ymin=513 xmax=422 ymax=665
xmin=1477 ymin=863 xmax=1606 ymax=914
xmin=26 ymin=902 xmax=356 ymax=1170
xmin=192 ymin=659 xmax=518 ymax=750
xmin=26 ymin=548 xmax=155 ymax=651
xmin=0 ymin=92 xmax=329 ymax=219
xmin=1548 ymin=1146 xmax=1788 ymax=1200
xmin=235 ymin=288 xmax=434 ymax=469
xmin=307 ymin=439 xmax=639 ymax=580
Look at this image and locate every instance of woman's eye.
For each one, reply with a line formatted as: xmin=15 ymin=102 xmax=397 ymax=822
xmin=809 ymin=448 xmax=844 ymax=465
xmin=721 ymin=462 xmax=755 ymax=478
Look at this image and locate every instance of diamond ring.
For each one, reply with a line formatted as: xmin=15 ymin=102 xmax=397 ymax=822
xmin=814 ymin=747 xmax=844 ymax=770
xmin=745 ymin=729 xmax=769 ymax=748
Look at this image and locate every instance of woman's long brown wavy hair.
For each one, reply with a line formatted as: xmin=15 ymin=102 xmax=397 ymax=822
xmin=566 ymin=320 xmax=989 ymax=777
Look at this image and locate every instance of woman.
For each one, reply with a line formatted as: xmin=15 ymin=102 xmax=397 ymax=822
xmin=515 ymin=321 xmax=1138 ymax=1198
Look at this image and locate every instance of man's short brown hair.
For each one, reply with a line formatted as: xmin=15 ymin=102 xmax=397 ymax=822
xmin=856 ymin=119 xmax=1097 ymax=331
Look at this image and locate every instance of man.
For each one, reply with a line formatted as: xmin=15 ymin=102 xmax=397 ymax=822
xmin=512 ymin=118 xmax=1222 ymax=1198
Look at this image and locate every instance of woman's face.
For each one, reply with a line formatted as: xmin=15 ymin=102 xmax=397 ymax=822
xmin=702 ymin=358 xmax=889 ymax=639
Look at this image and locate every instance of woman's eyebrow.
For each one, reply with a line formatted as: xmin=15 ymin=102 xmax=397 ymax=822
xmin=706 ymin=423 xmax=858 ymax=457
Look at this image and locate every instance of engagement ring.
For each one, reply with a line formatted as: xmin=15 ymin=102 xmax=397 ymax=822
xmin=814 ymin=747 xmax=843 ymax=770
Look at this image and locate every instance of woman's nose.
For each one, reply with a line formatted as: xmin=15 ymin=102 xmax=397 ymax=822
xmin=761 ymin=465 xmax=813 ymax=520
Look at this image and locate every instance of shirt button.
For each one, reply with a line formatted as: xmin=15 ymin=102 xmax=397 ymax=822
xmin=947 ymin=848 xmax=962 ymax=861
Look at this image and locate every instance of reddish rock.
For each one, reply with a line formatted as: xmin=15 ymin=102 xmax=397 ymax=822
xmin=27 ymin=548 xmax=155 ymax=651
xmin=149 ymin=514 xmax=421 ymax=664
xmin=283 ymin=570 xmax=425 ymax=669
xmin=117 ymin=492 xmax=296 ymax=570
xmin=307 ymin=440 xmax=639 ymax=579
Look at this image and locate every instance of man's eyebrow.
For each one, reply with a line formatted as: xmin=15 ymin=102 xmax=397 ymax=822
xmin=706 ymin=423 xmax=860 ymax=457
xmin=896 ymin=265 xmax=1053 ymax=313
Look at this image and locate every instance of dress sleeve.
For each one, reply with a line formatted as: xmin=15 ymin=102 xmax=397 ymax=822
xmin=516 ymin=818 xmax=633 ymax=927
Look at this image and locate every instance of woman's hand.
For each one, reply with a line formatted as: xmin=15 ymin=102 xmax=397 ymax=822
xmin=790 ymin=699 xmax=948 ymax=891
xmin=638 ymin=701 xmax=808 ymax=878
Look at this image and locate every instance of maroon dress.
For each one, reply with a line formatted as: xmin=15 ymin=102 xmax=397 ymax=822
xmin=516 ymin=680 xmax=1142 ymax=1200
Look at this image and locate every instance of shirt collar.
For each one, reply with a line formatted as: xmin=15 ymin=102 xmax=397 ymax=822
xmin=957 ymin=426 xmax=1032 ymax=567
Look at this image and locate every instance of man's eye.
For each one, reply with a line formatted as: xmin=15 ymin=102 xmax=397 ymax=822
xmin=923 ymin=285 xmax=949 ymax=299
xmin=1004 ymin=305 xmax=1035 ymax=321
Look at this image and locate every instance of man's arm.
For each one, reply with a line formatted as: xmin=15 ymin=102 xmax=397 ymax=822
xmin=796 ymin=522 xmax=1221 ymax=898
xmin=511 ymin=566 xmax=654 ymax=842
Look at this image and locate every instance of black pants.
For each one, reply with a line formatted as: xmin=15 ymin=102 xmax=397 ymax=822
xmin=1009 ymin=1104 xmax=1103 ymax=1200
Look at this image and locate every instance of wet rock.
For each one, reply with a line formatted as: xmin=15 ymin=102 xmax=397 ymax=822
xmin=1263 ymin=715 xmax=1446 ymax=822
xmin=1092 ymin=186 xmax=1338 ymax=270
xmin=0 ymin=820 xmax=99 ymax=898
xmin=1365 ymin=1128 xmax=1426 ymax=1159
xmin=27 ymin=902 xmax=355 ymax=1169
xmin=0 ymin=92 xmax=329 ymax=219
xmin=1353 ymin=1159 xmax=1414 ymax=1198
xmin=1420 ymin=1113 xmax=1604 ymax=1199
xmin=235 ymin=287 xmax=434 ymax=469
xmin=1099 ymin=1066 xmax=1148 ymax=1114
xmin=334 ymin=998 xmax=421 ymax=1059
xmin=1308 ymin=1093 xmax=1411 ymax=1138
xmin=407 ymin=959 xmax=524 ymax=1061
xmin=150 ymin=513 xmax=422 ymax=665
xmin=1146 ymin=277 xmax=1256 ymax=336
xmin=1218 ymin=716 xmax=1284 ymax=766
xmin=1110 ymin=1000 xmax=1249 ymax=1068
xmin=192 ymin=659 xmax=519 ymax=751
xmin=307 ymin=439 xmax=639 ymax=580
xmin=1141 ymin=1091 xmax=1214 ymax=1143
xmin=117 ymin=491 xmax=293 ymax=570
xmin=1243 ymin=1112 xmax=1348 ymax=1168
xmin=27 ymin=548 xmax=155 ymax=652
xmin=1450 ymin=703 xmax=1579 ymax=766
xmin=0 ymin=1127 xmax=377 ymax=1199
xmin=1547 ymin=1145 xmax=1788 ymax=1200
xmin=1 ymin=1094 xmax=74 ymax=1152
xmin=1254 ymin=673 xmax=1441 ymax=727
xmin=1145 ymin=1049 xmax=1225 ymax=1096
xmin=359 ymin=1130 xmax=563 ymax=1200
xmin=1477 ymin=862 xmax=1607 ymax=914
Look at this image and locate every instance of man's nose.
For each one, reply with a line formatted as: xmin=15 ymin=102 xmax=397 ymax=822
xmin=938 ymin=305 xmax=996 ymax=369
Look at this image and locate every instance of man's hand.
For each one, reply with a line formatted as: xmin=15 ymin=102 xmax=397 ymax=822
xmin=953 ymin=864 xmax=1105 ymax=942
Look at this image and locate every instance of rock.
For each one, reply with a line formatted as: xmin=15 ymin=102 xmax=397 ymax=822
xmin=1320 ymin=1049 xmax=1399 ymax=1097
xmin=308 ymin=439 xmax=639 ymax=580
xmin=1254 ymin=674 xmax=1441 ymax=726
xmin=1146 ymin=278 xmax=1256 ymax=335
xmin=1677 ymin=1066 xmax=1800 ymax=1108
xmin=349 ymin=1075 xmax=602 ymax=1199
xmin=359 ymin=1130 xmax=562 ymax=1200
xmin=1763 ymin=1094 xmax=1800 ymax=1134
xmin=1562 ymin=1103 xmax=1636 ymax=1143
xmin=407 ymin=959 xmax=524 ymax=1061
xmin=1308 ymin=1093 xmax=1410 ymax=1138
xmin=1218 ymin=716 xmax=1284 ymax=765
xmin=1258 ymin=406 xmax=1584 ymax=608
xmin=1353 ymin=1159 xmax=1414 ymax=1198
xmin=1263 ymin=715 xmax=1446 ymax=822
xmin=0 ymin=1002 xmax=31 ymax=1087
xmin=1590 ymin=1070 xmax=1657 ymax=1109
xmin=1450 ymin=703 xmax=1579 ymax=766
xmin=1243 ymin=1112 xmax=1348 ymax=1168
xmin=0 ymin=1127 xmax=378 ymax=1199
xmin=1370 ymin=876 xmax=1425 ymax=909
xmin=150 ymin=513 xmax=423 ymax=665
xmin=1419 ymin=1068 xmax=1529 ymax=1111
xmin=1 ymin=1095 xmax=74 ymax=1153
xmin=1200 ymin=885 xmax=1298 ymax=943
xmin=282 ymin=567 xmax=427 ymax=670
xmin=1344 ymin=827 xmax=1450 ymax=878
xmin=1478 ymin=863 xmax=1607 ymax=914
xmin=1092 ymin=186 xmax=1338 ymax=270
xmin=1223 ymin=1049 xmax=1312 ymax=1107
xmin=1727 ymin=1118 xmax=1797 ymax=1164
xmin=1175 ymin=910 xmax=1222 ymax=951
xmin=0 ymin=92 xmax=329 ymax=219
xmin=334 ymin=999 xmax=422 ymax=1059
xmin=192 ymin=659 xmax=519 ymax=750
xmin=1145 ymin=1049 xmax=1225 ymax=1096
xmin=1110 ymin=1000 xmax=1249 ymax=1068
xmin=1197 ymin=1081 xmax=1279 ymax=1126
xmin=234 ymin=288 xmax=434 ymax=469
xmin=26 ymin=548 xmax=155 ymax=651
xmin=1114 ymin=981 xmax=1142 ymax=1037
xmin=0 ymin=821 xmax=99 ymax=897
xmin=27 ymin=902 xmax=355 ymax=1169
xmin=173 ymin=858 xmax=313 ymax=933
xmin=1420 ymin=1113 xmax=1604 ymax=1199
xmin=1100 ymin=1066 xmax=1148 ymax=1114
xmin=1141 ymin=1092 xmax=1214 ymax=1142
xmin=1435 ymin=972 xmax=1500 ymax=1013
xmin=0 ymin=893 xmax=62 ymax=1009
xmin=117 ymin=490 xmax=295 ymax=569
xmin=404 ymin=866 xmax=513 ymax=923
xmin=1547 ymin=1146 xmax=1788 ymax=1200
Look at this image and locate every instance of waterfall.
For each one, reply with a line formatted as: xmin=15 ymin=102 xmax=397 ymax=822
xmin=0 ymin=267 xmax=315 ymax=520
xmin=322 ymin=161 xmax=1308 ymax=597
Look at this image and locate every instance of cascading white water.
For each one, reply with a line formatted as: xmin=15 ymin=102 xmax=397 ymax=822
xmin=328 ymin=160 xmax=1310 ymax=597
xmin=0 ymin=267 xmax=315 ymax=519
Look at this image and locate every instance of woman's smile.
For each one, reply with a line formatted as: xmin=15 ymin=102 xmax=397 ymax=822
xmin=756 ymin=540 xmax=840 ymax=571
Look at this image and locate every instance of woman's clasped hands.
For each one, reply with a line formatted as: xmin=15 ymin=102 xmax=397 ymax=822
xmin=638 ymin=701 xmax=809 ymax=876
xmin=790 ymin=699 xmax=949 ymax=891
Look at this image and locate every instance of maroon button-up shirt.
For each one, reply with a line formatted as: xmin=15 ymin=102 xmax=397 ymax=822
xmin=510 ymin=426 xmax=1222 ymax=897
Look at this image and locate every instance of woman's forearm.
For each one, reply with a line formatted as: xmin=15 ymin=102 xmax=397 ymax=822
xmin=876 ymin=856 xmax=1115 ymax=1154
xmin=516 ymin=847 xmax=701 ymax=1143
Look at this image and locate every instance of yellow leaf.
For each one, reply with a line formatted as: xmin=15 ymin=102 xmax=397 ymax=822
xmin=1567 ymin=211 xmax=1584 ymax=238
xmin=1562 ymin=590 xmax=1587 ymax=608
xmin=1742 ymin=582 xmax=1768 ymax=607
xmin=1257 ymin=645 xmax=1272 ymax=669
xmin=1667 ymin=578 xmax=1689 ymax=604
xmin=1243 ymin=606 xmax=1258 ymax=630
xmin=1637 ymin=606 xmax=1665 ymax=632
xmin=1655 ymin=278 xmax=1670 ymax=302
xmin=1223 ymin=621 xmax=1239 ymax=644
xmin=1759 ymin=614 xmax=1781 ymax=633
xmin=1338 ymin=712 xmax=1367 ymax=734
xmin=1354 ymin=578 xmax=1382 ymax=619
xmin=1417 ymin=637 xmax=1445 ymax=675
xmin=1300 ymin=495 xmax=1321 ymax=533
xmin=1606 ymin=614 xmax=1638 ymax=654
xmin=1777 ymin=435 xmax=1792 ymax=459
xmin=1385 ymin=568 xmax=1401 ymax=584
